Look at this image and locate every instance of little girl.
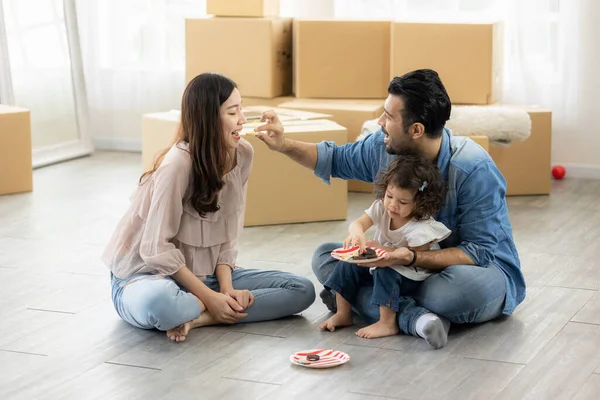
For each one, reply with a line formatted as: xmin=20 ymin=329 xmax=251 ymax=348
xmin=320 ymin=155 xmax=451 ymax=344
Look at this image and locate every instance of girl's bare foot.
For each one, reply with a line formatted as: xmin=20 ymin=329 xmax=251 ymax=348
xmin=319 ymin=312 xmax=354 ymax=332
xmin=355 ymin=319 xmax=399 ymax=339
xmin=166 ymin=311 xmax=217 ymax=342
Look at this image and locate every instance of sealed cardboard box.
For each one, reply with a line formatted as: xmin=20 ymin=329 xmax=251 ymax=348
xmin=186 ymin=17 xmax=292 ymax=98
xmin=242 ymin=119 xmax=348 ymax=226
xmin=278 ymin=99 xmax=384 ymax=143
xmin=142 ymin=112 xmax=348 ymax=225
xmin=391 ymin=22 xmax=502 ymax=104
xmin=489 ymin=106 xmax=551 ymax=195
xmin=142 ymin=111 xmax=179 ymax=172
xmin=294 ymin=20 xmax=390 ymax=99
xmin=0 ymin=105 xmax=33 ymax=195
xmin=207 ymin=0 xmax=279 ymax=17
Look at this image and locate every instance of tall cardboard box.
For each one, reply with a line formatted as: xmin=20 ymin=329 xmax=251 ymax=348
xmin=489 ymin=106 xmax=552 ymax=196
xmin=207 ymin=0 xmax=279 ymax=17
xmin=186 ymin=17 xmax=292 ymax=98
xmin=347 ymin=135 xmax=490 ymax=193
xmin=242 ymin=119 xmax=348 ymax=226
xmin=294 ymin=20 xmax=390 ymax=99
xmin=0 ymin=105 xmax=33 ymax=195
xmin=278 ymin=99 xmax=384 ymax=143
xmin=391 ymin=22 xmax=503 ymax=105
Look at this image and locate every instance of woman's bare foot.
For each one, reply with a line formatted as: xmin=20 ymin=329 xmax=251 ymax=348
xmin=166 ymin=311 xmax=217 ymax=342
xmin=319 ymin=311 xmax=354 ymax=332
xmin=355 ymin=319 xmax=400 ymax=339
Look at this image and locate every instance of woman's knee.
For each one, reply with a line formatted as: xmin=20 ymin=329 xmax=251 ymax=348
xmin=292 ymin=275 xmax=316 ymax=310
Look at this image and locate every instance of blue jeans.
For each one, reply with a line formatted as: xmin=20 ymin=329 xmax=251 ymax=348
xmin=313 ymin=243 xmax=506 ymax=336
xmin=324 ymin=263 xmax=427 ymax=335
xmin=110 ymin=268 xmax=316 ymax=331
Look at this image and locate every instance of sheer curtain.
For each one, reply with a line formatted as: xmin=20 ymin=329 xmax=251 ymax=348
xmin=75 ymin=0 xmax=206 ymax=150
xmin=76 ymin=0 xmax=334 ymax=151
xmin=335 ymin=0 xmax=599 ymax=177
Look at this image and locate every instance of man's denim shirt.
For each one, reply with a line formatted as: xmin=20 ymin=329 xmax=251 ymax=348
xmin=314 ymin=128 xmax=526 ymax=314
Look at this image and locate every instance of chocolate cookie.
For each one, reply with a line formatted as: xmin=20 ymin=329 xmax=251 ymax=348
xmin=353 ymin=248 xmax=378 ymax=260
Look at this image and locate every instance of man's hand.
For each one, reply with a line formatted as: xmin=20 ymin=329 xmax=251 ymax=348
xmin=203 ymin=292 xmax=248 ymax=324
xmin=254 ymin=110 xmax=285 ymax=152
xmin=222 ymin=289 xmax=255 ymax=309
xmin=360 ymin=247 xmax=414 ymax=267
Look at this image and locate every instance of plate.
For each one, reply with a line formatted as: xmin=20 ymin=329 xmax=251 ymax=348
xmin=331 ymin=245 xmax=387 ymax=264
xmin=289 ymin=349 xmax=350 ymax=369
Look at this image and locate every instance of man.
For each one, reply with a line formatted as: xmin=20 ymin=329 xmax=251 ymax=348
xmin=254 ymin=69 xmax=525 ymax=349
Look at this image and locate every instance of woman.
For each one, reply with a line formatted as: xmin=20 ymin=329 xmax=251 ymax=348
xmin=103 ymin=73 xmax=315 ymax=342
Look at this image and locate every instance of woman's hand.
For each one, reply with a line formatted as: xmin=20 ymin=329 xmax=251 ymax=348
xmin=254 ymin=110 xmax=285 ymax=152
xmin=203 ymin=292 xmax=248 ymax=324
xmin=222 ymin=289 xmax=255 ymax=309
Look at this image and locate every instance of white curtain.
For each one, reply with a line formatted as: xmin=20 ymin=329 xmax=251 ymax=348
xmin=75 ymin=0 xmax=206 ymax=150
xmin=76 ymin=0 xmax=334 ymax=151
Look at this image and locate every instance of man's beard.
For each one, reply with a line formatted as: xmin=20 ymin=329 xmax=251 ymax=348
xmin=385 ymin=128 xmax=421 ymax=156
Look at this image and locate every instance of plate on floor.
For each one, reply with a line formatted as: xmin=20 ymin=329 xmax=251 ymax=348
xmin=331 ymin=245 xmax=387 ymax=264
xmin=290 ymin=349 xmax=350 ymax=369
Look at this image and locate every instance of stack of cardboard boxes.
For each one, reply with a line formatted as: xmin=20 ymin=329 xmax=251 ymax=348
xmin=142 ymin=0 xmax=553 ymax=225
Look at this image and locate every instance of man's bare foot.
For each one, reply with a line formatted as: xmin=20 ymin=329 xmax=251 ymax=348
xmin=355 ymin=320 xmax=400 ymax=339
xmin=319 ymin=312 xmax=354 ymax=332
xmin=166 ymin=311 xmax=217 ymax=342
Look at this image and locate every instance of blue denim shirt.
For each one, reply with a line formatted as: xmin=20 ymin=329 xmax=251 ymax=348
xmin=314 ymin=128 xmax=526 ymax=314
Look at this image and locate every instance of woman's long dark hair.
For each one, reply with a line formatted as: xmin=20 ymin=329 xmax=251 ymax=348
xmin=140 ymin=73 xmax=237 ymax=218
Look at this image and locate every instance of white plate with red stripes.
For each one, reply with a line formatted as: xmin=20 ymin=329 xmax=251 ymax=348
xmin=330 ymin=245 xmax=387 ymax=264
xmin=290 ymin=349 xmax=350 ymax=369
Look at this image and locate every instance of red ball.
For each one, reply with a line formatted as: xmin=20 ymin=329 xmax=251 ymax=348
xmin=552 ymin=165 xmax=566 ymax=180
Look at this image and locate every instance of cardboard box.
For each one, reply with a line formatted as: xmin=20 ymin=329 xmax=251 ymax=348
xmin=348 ymin=134 xmax=490 ymax=193
xmin=391 ymin=22 xmax=502 ymax=105
xmin=142 ymin=112 xmax=348 ymax=225
xmin=242 ymin=106 xmax=332 ymax=126
xmin=489 ymin=106 xmax=551 ymax=196
xmin=242 ymin=119 xmax=348 ymax=226
xmin=278 ymin=99 xmax=384 ymax=143
xmin=142 ymin=111 xmax=179 ymax=172
xmin=243 ymin=96 xmax=295 ymax=107
xmin=0 ymin=105 xmax=33 ymax=195
xmin=207 ymin=0 xmax=279 ymax=17
xmin=294 ymin=20 xmax=390 ymax=99
xmin=186 ymin=17 xmax=292 ymax=98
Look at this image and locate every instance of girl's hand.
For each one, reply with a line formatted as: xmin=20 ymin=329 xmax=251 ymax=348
xmin=203 ymin=292 xmax=248 ymax=324
xmin=344 ymin=231 xmax=366 ymax=253
xmin=222 ymin=289 xmax=255 ymax=309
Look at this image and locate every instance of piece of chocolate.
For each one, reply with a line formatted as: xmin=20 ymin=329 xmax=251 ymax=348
xmin=353 ymin=248 xmax=378 ymax=260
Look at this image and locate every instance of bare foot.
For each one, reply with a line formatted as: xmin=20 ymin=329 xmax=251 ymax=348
xmin=319 ymin=312 xmax=354 ymax=332
xmin=166 ymin=311 xmax=217 ymax=342
xmin=355 ymin=320 xmax=400 ymax=339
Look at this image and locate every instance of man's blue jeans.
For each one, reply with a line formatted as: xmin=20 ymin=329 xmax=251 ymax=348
xmin=313 ymin=243 xmax=506 ymax=335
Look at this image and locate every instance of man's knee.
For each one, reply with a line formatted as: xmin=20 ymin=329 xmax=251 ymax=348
xmin=311 ymin=242 xmax=341 ymax=283
xmin=417 ymin=265 xmax=506 ymax=323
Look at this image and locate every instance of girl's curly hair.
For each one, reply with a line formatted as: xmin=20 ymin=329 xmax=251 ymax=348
xmin=375 ymin=155 xmax=446 ymax=220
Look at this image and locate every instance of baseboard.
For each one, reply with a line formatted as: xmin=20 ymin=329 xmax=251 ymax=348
xmin=93 ymin=136 xmax=142 ymax=152
xmin=33 ymin=140 xmax=94 ymax=169
xmin=556 ymin=163 xmax=600 ymax=180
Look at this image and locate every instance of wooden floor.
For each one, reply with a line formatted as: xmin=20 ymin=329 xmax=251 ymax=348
xmin=1 ymin=151 xmax=600 ymax=400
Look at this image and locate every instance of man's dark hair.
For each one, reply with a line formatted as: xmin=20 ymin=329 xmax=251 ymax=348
xmin=388 ymin=69 xmax=451 ymax=139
